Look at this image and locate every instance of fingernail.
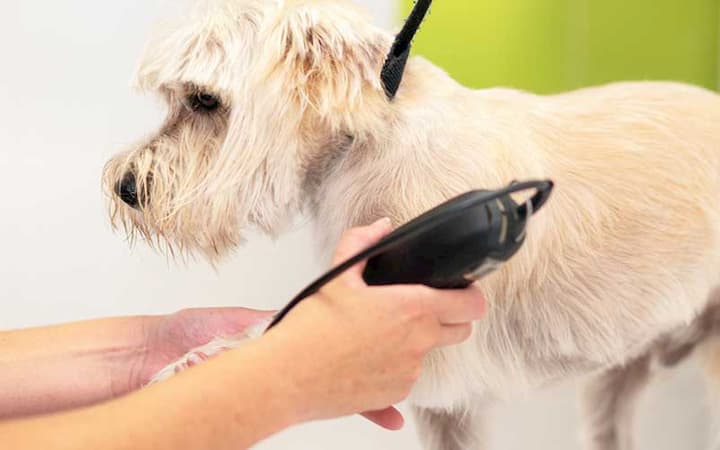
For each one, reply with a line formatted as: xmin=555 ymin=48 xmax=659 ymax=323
xmin=372 ymin=217 xmax=392 ymax=228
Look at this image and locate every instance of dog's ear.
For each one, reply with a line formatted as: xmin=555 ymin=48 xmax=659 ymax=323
xmin=263 ymin=1 xmax=391 ymax=116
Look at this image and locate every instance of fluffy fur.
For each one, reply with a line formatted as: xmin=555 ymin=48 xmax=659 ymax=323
xmin=103 ymin=0 xmax=720 ymax=448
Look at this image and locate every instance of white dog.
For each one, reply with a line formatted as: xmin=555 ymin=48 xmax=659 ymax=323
xmin=103 ymin=0 xmax=720 ymax=448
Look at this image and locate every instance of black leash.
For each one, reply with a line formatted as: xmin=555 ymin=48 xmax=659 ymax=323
xmin=380 ymin=0 xmax=433 ymax=100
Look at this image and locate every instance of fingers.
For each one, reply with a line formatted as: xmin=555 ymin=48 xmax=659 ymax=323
xmin=430 ymin=286 xmax=485 ymax=347
xmin=330 ymin=218 xmax=393 ymax=286
xmin=430 ymin=285 xmax=486 ymax=325
xmin=437 ymin=323 xmax=474 ymax=347
xmin=389 ymin=284 xmax=486 ymax=325
xmin=362 ymin=407 xmax=405 ymax=430
xmin=331 ymin=218 xmax=393 ymax=265
xmin=388 ymin=285 xmax=484 ymax=348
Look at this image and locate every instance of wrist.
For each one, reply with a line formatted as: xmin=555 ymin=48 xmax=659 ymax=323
xmin=79 ymin=335 xmax=312 ymax=450
xmin=252 ymin=329 xmax=321 ymax=426
xmin=115 ymin=315 xmax=161 ymax=393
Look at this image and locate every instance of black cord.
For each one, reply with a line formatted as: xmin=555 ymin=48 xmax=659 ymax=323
xmin=391 ymin=0 xmax=432 ymax=58
xmin=380 ymin=0 xmax=433 ymax=100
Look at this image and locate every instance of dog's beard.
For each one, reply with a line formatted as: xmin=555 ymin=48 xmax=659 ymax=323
xmin=103 ymin=136 xmax=247 ymax=262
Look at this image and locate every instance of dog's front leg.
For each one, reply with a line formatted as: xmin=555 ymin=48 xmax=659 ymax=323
xmin=413 ymin=400 xmax=489 ymax=450
xmin=580 ymin=356 xmax=652 ymax=450
xmin=146 ymin=336 xmax=249 ymax=384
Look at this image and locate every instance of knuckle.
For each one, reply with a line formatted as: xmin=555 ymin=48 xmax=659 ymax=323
xmin=401 ymin=296 xmax=432 ymax=320
xmin=397 ymin=298 xmax=423 ymax=321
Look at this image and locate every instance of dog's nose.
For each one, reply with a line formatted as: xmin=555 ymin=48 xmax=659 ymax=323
xmin=115 ymin=172 xmax=140 ymax=209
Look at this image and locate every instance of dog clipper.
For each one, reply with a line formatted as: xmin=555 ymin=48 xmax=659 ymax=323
xmin=266 ymin=180 xmax=554 ymax=330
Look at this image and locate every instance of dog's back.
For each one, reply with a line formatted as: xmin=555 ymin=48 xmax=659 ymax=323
xmin=355 ymin=78 xmax=720 ymax=398
xmin=370 ymin=78 xmax=720 ymax=449
xmin=312 ymin=73 xmax=720 ymax=437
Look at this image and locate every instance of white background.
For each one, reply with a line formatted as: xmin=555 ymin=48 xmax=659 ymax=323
xmin=0 ymin=1 xmax=711 ymax=449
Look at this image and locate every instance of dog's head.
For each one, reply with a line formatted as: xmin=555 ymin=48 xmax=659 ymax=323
xmin=103 ymin=0 xmax=394 ymax=260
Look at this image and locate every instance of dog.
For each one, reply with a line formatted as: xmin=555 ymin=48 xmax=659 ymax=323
xmin=103 ymin=0 xmax=720 ymax=448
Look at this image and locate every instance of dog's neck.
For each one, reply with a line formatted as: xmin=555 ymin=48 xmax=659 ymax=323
xmin=299 ymin=56 xmax=547 ymax=258
xmin=300 ymin=132 xmax=356 ymax=203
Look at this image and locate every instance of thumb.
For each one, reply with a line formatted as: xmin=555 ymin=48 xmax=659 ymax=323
xmin=331 ymin=218 xmax=393 ymax=284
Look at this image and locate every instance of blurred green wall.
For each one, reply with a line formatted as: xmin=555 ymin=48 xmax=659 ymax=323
xmin=401 ymin=0 xmax=720 ymax=93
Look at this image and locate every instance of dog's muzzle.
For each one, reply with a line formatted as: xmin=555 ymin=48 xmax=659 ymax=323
xmin=114 ymin=172 xmax=142 ymax=209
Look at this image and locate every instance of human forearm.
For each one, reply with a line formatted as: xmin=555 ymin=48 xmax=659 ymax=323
xmin=0 ymin=316 xmax=158 ymax=419
xmin=0 ymin=221 xmax=485 ymax=449
xmin=0 ymin=336 xmax=304 ymax=450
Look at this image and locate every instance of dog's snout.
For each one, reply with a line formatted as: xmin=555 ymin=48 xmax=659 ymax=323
xmin=115 ymin=172 xmax=141 ymax=209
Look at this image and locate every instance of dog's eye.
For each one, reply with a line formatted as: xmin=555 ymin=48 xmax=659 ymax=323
xmin=189 ymin=93 xmax=220 ymax=112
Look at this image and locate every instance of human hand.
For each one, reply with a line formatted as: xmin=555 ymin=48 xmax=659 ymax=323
xmin=135 ymin=307 xmax=275 ymax=389
xmin=263 ymin=219 xmax=486 ymax=430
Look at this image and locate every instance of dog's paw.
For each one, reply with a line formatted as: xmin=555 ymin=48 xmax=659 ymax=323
xmin=146 ymin=318 xmax=272 ymax=386
xmin=147 ymin=337 xmax=245 ymax=385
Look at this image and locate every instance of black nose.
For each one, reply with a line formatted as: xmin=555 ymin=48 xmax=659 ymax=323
xmin=115 ymin=172 xmax=140 ymax=209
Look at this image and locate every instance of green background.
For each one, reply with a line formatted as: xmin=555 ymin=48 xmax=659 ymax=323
xmin=401 ymin=0 xmax=720 ymax=94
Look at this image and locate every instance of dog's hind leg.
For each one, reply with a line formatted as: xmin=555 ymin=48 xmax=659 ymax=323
xmin=580 ymin=355 xmax=652 ymax=450
xmin=701 ymin=337 xmax=720 ymax=450
xmin=693 ymin=293 xmax=720 ymax=449
xmin=413 ymin=402 xmax=488 ymax=450
xmin=581 ymin=293 xmax=720 ymax=450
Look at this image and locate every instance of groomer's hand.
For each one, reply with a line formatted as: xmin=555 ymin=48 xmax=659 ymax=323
xmin=264 ymin=219 xmax=486 ymax=430
xmin=0 ymin=221 xmax=485 ymax=450
xmin=137 ymin=307 xmax=275 ymax=387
